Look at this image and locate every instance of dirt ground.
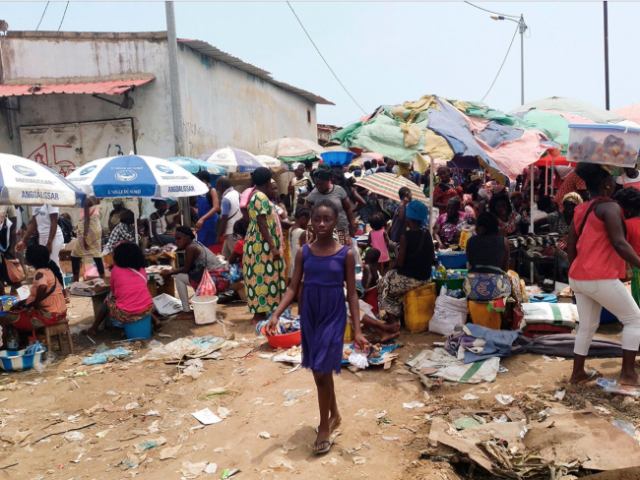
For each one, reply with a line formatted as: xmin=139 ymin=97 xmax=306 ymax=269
xmin=0 ymin=295 xmax=638 ymax=480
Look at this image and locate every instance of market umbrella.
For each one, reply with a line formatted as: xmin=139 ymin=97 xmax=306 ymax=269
xmin=355 ymin=173 xmax=427 ymax=204
xmin=167 ymin=156 xmax=226 ymax=175
xmin=613 ymin=103 xmax=640 ymax=126
xmin=0 ymin=153 xmax=86 ymax=207
xmin=198 ymin=147 xmax=264 ymax=173
xmin=510 ymin=96 xmax=630 ymax=125
xmin=356 ymin=152 xmax=383 ymax=166
xmin=66 ymin=154 xmax=208 ymax=198
xmin=256 ymin=154 xmax=284 ymax=170
xmin=258 ymin=138 xmax=325 ymax=163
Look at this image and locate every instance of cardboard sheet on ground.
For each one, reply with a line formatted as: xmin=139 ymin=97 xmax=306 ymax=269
xmin=429 ymin=411 xmax=640 ymax=475
xmin=524 ymin=411 xmax=640 ymax=471
xmin=406 ymin=348 xmax=499 ymax=383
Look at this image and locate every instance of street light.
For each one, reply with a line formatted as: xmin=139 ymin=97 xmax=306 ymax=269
xmin=491 ymin=14 xmax=527 ymax=106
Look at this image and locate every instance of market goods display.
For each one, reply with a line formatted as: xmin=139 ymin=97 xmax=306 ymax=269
xmin=568 ymin=124 xmax=640 ymax=167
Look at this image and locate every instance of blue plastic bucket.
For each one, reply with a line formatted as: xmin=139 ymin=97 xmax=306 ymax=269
xmin=0 ymin=347 xmax=46 ymax=371
xmin=320 ymin=151 xmax=355 ymax=167
xmin=437 ymin=252 xmax=467 ymax=269
xmin=123 ymin=316 xmax=152 ymax=339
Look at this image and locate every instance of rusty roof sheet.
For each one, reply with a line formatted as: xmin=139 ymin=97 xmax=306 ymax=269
xmin=178 ymin=39 xmax=333 ymax=106
xmin=0 ymin=76 xmax=155 ymax=98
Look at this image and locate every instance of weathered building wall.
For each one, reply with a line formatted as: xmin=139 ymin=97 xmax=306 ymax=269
xmin=0 ymin=32 xmax=175 ymax=162
xmin=177 ymin=43 xmax=317 ymax=157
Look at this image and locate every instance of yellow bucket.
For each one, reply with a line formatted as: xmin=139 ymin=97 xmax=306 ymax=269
xmin=403 ymin=282 xmax=436 ymax=333
xmin=344 ymin=320 xmax=354 ymax=342
xmin=469 ymin=300 xmax=502 ymax=330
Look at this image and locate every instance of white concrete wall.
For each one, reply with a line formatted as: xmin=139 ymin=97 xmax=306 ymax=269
xmin=177 ymin=42 xmax=317 ymax=157
xmin=0 ymin=33 xmax=175 ymax=159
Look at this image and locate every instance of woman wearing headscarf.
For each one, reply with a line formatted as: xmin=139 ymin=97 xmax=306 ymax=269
xmin=305 ymin=164 xmax=357 ymax=246
xmin=379 ymin=201 xmax=435 ymax=328
xmin=536 ymin=193 xmax=582 ymax=238
xmin=160 ymin=226 xmax=224 ymax=320
xmin=243 ymin=168 xmax=287 ymax=323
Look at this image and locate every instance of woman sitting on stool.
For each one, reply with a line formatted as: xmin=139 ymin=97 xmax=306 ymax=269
xmin=82 ymin=242 xmax=161 ymax=337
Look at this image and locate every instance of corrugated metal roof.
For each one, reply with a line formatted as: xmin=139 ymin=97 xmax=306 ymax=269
xmin=178 ymin=39 xmax=333 ymax=106
xmin=0 ymin=76 xmax=155 ymax=98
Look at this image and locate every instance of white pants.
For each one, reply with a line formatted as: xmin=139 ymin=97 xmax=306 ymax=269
xmin=39 ymin=234 xmax=64 ymax=270
xmin=174 ymin=273 xmax=191 ymax=312
xmin=570 ymin=278 xmax=640 ymax=355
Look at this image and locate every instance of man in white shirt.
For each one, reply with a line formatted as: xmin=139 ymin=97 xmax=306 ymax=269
xmin=616 ymin=166 xmax=640 ymax=191
xmin=216 ymin=176 xmax=242 ymax=259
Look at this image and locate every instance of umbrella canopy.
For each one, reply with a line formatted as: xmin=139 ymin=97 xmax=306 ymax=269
xmin=333 ymin=95 xmax=554 ymax=183
xmin=256 ymin=154 xmax=284 ymax=170
xmin=356 ymin=152 xmax=383 ymax=166
xmin=258 ymin=138 xmax=325 ymax=162
xmin=0 ymin=154 xmax=86 ymax=207
xmin=355 ymin=173 xmax=427 ymax=204
xmin=614 ymin=103 xmax=640 ymax=126
xmin=510 ymin=96 xmax=629 ymax=125
xmin=167 ymin=156 xmax=226 ymax=175
xmin=198 ymin=147 xmax=264 ymax=173
xmin=66 ymin=154 xmax=209 ymax=198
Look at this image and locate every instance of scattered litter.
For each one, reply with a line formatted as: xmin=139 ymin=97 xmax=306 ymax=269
xmin=193 ymin=444 xmax=206 ymax=451
xmin=322 ymin=458 xmax=337 ymax=466
xmin=353 ymin=456 xmax=366 ymax=465
xmin=268 ymin=456 xmax=294 ymax=470
xmin=596 ymin=378 xmax=640 ymax=398
xmin=137 ymin=437 xmax=166 ymax=452
xmin=594 ymin=406 xmax=611 ymax=415
xmin=382 ymin=436 xmax=400 ymax=441
xmin=554 ymin=389 xmax=566 ymax=401
xmin=461 ymin=394 xmax=479 ymax=401
xmin=612 ymin=420 xmax=636 ymax=437
xmin=95 ymin=430 xmax=109 ymax=439
xmin=82 ymin=346 xmax=132 ymax=365
xmin=67 ymin=413 xmax=80 ymax=421
xmin=493 ymin=414 xmax=509 ymax=423
xmin=145 ymin=410 xmax=160 ymax=416
xmin=281 ymin=442 xmax=296 ymax=453
xmin=375 ymin=411 xmax=387 ymax=419
xmin=258 ymin=354 xmax=274 ymax=359
xmin=495 ymin=394 xmax=515 ymax=405
xmin=204 ymin=463 xmax=218 ymax=474
xmin=402 ymin=401 xmax=425 ymax=409
xmin=180 ymin=461 xmax=208 ymax=478
xmin=213 ymin=447 xmax=224 ymax=454
xmin=407 ymin=348 xmax=500 ymax=384
xmin=106 ymin=391 xmax=118 ymax=396
xmin=282 ymin=388 xmax=312 ymax=407
xmin=454 ymin=415 xmax=486 ymax=430
xmin=191 ymin=408 xmax=222 ymax=425
xmin=498 ymin=365 xmax=509 ymax=373
xmin=63 ymin=432 xmax=84 ymax=442
xmin=159 ymin=444 xmax=182 ymax=460
xmin=71 ymin=452 xmax=83 ymax=464
xmin=221 ymin=468 xmax=239 ymax=479
xmin=259 ymin=431 xmax=271 ymax=439
xmin=217 ymin=407 xmax=230 ymax=419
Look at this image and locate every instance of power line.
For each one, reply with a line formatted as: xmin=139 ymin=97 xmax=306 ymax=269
xmin=58 ymin=1 xmax=70 ymax=31
xmin=286 ymin=1 xmax=367 ymax=115
xmin=463 ymin=1 xmax=519 ymax=19
xmin=35 ymin=1 xmax=50 ymax=31
xmin=480 ymin=23 xmax=519 ymax=102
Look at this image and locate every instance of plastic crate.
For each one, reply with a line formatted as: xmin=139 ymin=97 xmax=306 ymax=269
xmin=568 ymin=123 xmax=640 ymax=167
xmin=434 ymin=269 xmax=467 ymax=292
xmin=320 ymin=151 xmax=356 ymax=167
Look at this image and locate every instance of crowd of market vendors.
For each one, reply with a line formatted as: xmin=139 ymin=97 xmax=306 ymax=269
xmin=2 ymin=156 xmax=640 ymax=392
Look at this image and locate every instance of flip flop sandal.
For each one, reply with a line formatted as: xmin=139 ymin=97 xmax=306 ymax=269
xmin=315 ymin=422 xmax=341 ymax=434
xmin=575 ymin=369 xmax=602 ymax=384
xmin=312 ymin=437 xmax=334 ymax=455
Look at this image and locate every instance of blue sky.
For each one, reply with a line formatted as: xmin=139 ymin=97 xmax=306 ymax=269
xmin=2 ymin=2 xmax=638 ymax=126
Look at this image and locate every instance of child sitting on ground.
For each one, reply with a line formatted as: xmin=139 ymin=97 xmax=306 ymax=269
xmin=360 ymin=248 xmax=380 ymax=315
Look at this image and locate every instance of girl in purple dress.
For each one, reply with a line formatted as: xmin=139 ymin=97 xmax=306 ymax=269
xmin=266 ymin=199 xmax=367 ymax=455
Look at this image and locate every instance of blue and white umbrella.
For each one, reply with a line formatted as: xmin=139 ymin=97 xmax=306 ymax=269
xmin=198 ymin=147 xmax=264 ymax=173
xmin=167 ymin=156 xmax=227 ymax=175
xmin=66 ymin=154 xmax=209 ymax=198
xmin=0 ymin=153 xmax=86 ymax=207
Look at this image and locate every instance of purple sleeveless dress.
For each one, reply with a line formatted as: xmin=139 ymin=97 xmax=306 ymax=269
xmin=300 ymin=244 xmax=349 ymax=374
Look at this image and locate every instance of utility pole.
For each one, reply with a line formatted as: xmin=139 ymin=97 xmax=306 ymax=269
xmin=604 ymin=1 xmax=610 ymax=110
xmin=519 ymin=15 xmax=525 ymax=105
xmin=165 ymin=1 xmax=191 ymax=225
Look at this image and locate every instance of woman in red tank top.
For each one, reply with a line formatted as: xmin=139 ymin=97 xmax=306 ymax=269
xmin=567 ymin=163 xmax=640 ymax=386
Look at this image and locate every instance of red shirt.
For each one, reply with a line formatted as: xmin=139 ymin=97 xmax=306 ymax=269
xmin=569 ymin=199 xmax=625 ymax=281
xmin=433 ymin=183 xmax=463 ymax=215
xmin=554 ymin=171 xmax=586 ymax=209
xmin=233 ymin=238 xmax=244 ymax=259
xmin=626 ymin=217 xmax=640 ymax=253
